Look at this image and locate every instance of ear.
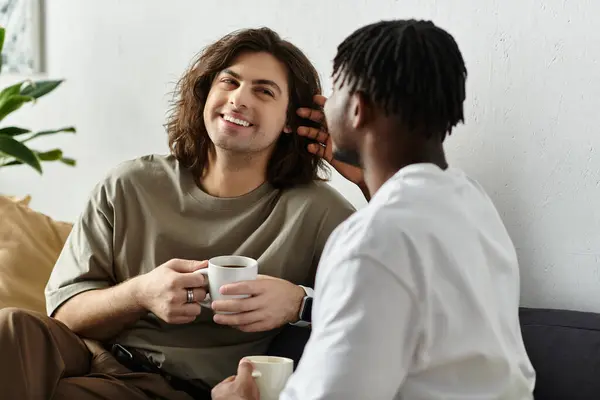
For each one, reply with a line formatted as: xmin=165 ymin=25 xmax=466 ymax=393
xmin=283 ymin=124 xmax=292 ymax=134
xmin=349 ymin=91 xmax=372 ymax=130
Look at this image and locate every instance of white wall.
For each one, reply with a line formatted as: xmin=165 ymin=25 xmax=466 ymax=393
xmin=1 ymin=0 xmax=600 ymax=313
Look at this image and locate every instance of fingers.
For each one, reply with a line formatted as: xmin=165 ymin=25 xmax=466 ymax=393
xmin=165 ymin=286 xmax=207 ymax=307
xmin=237 ymin=359 xmax=255 ymax=380
xmin=211 ymin=296 xmax=262 ymax=314
xmin=213 ymin=310 xmax=263 ymax=327
xmin=221 ymin=375 xmax=236 ymax=384
xmin=308 ymin=143 xmax=326 ymax=158
xmin=296 ymin=107 xmax=325 ymax=124
xmin=179 ymin=287 xmax=207 ymax=305
xmin=308 ymin=143 xmax=333 ymax=164
xmin=155 ymin=292 xmax=204 ymax=324
xmin=192 ymin=287 xmax=208 ymax=303
xmin=161 ymin=302 xmax=203 ymax=324
xmin=177 ymin=269 xmax=208 ymax=289
xmin=168 ymin=315 xmax=198 ymax=324
xmin=211 ymin=365 xmax=257 ymax=400
xmin=167 ymin=259 xmax=208 ymax=273
xmin=297 ymin=126 xmax=328 ymax=144
xmin=313 ymin=94 xmax=327 ymax=106
xmin=295 ymin=95 xmax=327 ymax=122
xmin=163 ymin=309 xmax=200 ymax=324
xmin=178 ymin=302 xmax=203 ymax=318
xmin=219 ymin=280 xmax=265 ymax=296
xmin=256 ymin=274 xmax=276 ymax=280
xmin=235 ymin=321 xmax=272 ymax=333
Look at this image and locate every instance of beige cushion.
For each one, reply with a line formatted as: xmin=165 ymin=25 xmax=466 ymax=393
xmin=5 ymin=194 xmax=32 ymax=206
xmin=0 ymin=196 xmax=72 ymax=313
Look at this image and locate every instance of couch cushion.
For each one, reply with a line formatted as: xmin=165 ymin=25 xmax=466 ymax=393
xmin=520 ymin=307 xmax=600 ymax=399
xmin=0 ymin=196 xmax=72 ymax=313
xmin=4 ymin=194 xmax=31 ymax=206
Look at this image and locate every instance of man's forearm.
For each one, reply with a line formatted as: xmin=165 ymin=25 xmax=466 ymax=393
xmin=53 ymin=278 xmax=146 ymax=341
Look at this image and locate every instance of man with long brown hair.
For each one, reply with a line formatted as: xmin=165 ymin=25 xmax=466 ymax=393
xmin=0 ymin=27 xmax=358 ymax=399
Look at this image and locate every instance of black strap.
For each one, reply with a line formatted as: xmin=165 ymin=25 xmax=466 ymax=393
xmin=111 ymin=344 xmax=212 ymax=400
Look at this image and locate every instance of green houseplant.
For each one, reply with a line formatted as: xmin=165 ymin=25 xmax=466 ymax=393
xmin=0 ymin=26 xmax=76 ymax=174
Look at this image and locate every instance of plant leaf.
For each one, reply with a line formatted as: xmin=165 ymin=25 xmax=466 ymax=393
xmin=60 ymin=157 xmax=76 ymax=166
xmin=0 ymin=152 xmax=76 ymax=168
xmin=0 ymin=159 xmax=22 ymax=167
xmin=0 ymin=81 xmax=25 ymax=100
xmin=0 ymin=126 xmax=31 ymax=136
xmin=0 ymin=27 xmax=4 ymax=73
xmin=0 ymin=94 xmax=35 ymax=122
xmin=20 ymin=80 xmax=63 ymax=99
xmin=0 ymin=83 xmax=28 ymax=121
xmin=0 ymin=135 xmax=41 ymax=173
xmin=35 ymin=149 xmax=63 ymax=161
xmin=22 ymin=126 xmax=76 ymax=142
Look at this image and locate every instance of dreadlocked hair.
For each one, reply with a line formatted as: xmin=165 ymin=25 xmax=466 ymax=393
xmin=332 ymin=19 xmax=467 ymax=140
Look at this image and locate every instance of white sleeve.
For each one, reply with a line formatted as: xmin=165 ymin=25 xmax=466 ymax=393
xmin=280 ymin=254 xmax=420 ymax=400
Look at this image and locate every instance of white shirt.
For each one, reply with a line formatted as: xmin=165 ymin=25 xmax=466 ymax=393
xmin=281 ymin=163 xmax=536 ymax=400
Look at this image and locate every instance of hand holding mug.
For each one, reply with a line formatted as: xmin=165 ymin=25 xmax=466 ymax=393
xmin=133 ymin=258 xmax=208 ymax=324
xmin=211 ymin=275 xmax=305 ymax=332
xmin=211 ymin=359 xmax=260 ymax=400
xmin=212 ymin=356 xmax=294 ymax=400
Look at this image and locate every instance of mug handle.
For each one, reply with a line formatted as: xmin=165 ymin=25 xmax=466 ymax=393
xmin=252 ymin=370 xmax=262 ymax=378
xmin=195 ymin=269 xmax=211 ymax=308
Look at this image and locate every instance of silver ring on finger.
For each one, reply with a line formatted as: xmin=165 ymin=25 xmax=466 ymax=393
xmin=186 ymin=288 xmax=194 ymax=303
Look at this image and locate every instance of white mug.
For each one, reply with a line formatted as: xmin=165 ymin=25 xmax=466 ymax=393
xmin=246 ymin=356 xmax=294 ymax=400
xmin=196 ymin=255 xmax=258 ymax=313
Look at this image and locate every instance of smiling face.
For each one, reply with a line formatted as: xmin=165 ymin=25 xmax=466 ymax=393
xmin=203 ymin=51 xmax=291 ymax=156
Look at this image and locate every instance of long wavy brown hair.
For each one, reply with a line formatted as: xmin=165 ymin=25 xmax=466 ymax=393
xmin=166 ymin=27 xmax=329 ymax=189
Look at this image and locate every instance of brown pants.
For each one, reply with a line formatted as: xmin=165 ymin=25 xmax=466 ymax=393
xmin=0 ymin=307 xmax=196 ymax=400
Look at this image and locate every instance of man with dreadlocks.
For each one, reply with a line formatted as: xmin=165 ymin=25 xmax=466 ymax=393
xmin=213 ymin=19 xmax=536 ymax=400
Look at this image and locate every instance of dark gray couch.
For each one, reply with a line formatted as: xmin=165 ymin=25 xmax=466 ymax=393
xmin=520 ymin=307 xmax=600 ymax=399
xmin=268 ymin=307 xmax=600 ymax=399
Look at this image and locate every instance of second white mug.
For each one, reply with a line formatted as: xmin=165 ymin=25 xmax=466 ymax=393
xmin=246 ymin=355 xmax=294 ymax=400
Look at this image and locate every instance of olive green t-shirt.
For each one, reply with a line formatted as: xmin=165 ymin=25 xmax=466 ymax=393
xmin=45 ymin=154 xmax=355 ymax=386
